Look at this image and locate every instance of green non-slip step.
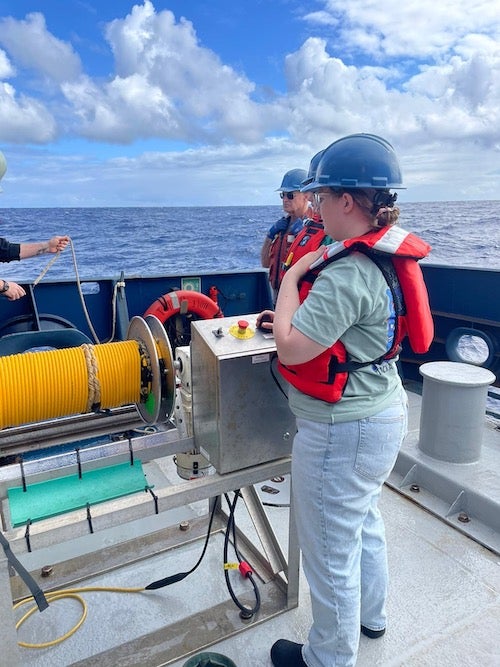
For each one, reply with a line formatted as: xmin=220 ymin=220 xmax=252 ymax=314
xmin=8 ymin=461 xmax=150 ymax=527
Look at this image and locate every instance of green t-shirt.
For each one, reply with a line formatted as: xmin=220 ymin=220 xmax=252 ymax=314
xmin=288 ymin=252 xmax=402 ymax=423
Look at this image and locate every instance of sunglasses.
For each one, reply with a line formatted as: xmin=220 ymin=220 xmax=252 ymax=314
xmin=280 ymin=192 xmax=296 ymax=200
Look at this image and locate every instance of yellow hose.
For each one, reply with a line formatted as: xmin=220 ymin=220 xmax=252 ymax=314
xmin=0 ymin=341 xmax=143 ymax=430
xmin=14 ymin=585 xmax=146 ymax=649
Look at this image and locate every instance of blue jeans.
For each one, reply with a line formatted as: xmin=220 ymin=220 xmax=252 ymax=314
xmin=291 ymin=391 xmax=408 ymax=667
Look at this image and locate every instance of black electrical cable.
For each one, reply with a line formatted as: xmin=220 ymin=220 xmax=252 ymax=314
xmin=223 ymin=491 xmax=261 ymax=616
xmin=269 ymin=351 xmax=289 ymax=400
xmin=144 ymin=496 xmax=219 ymax=590
xmin=265 ymin=353 xmax=294 ymax=507
xmin=145 ymin=489 xmax=261 ymax=619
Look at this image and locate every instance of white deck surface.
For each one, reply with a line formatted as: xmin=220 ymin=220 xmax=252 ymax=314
xmin=167 ymin=487 xmax=500 ymax=667
xmin=7 ymin=385 xmax=500 ymax=667
xmin=11 ymin=479 xmax=499 ymax=667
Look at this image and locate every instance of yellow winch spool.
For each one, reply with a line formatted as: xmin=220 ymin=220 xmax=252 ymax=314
xmin=0 ymin=315 xmax=175 ymax=430
xmin=0 ymin=341 xmax=141 ymax=430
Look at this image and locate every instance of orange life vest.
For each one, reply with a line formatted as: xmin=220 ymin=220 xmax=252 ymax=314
xmin=268 ymin=216 xmax=307 ymax=292
xmin=278 ymin=225 xmax=434 ymax=403
xmin=279 ymin=214 xmax=327 ymax=282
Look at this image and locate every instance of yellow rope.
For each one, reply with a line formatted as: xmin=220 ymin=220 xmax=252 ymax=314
xmin=82 ymin=343 xmax=101 ymax=412
xmin=14 ymin=585 xmax=146 ymax=649
xmin=0 ymin=341 xmax=143 ymax=429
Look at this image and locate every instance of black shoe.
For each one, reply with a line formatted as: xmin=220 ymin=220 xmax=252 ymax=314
xmin=361 ymin=624 xmax=386 ymax=639
xmin=270 ymin=639 xmax=307 ymax=666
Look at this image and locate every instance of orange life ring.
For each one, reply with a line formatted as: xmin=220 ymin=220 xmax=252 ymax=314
xmin=144 ymin=289 xmax=223 ymax=324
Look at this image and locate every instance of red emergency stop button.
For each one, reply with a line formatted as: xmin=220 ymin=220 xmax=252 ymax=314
xmin=237 ymin=320 xmax=249 ymax=334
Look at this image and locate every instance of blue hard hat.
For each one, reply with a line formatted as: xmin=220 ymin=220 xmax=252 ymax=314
xmin=276 ymin=168 xmax=308 ymax=192
xmin=301 ymin=150 xmax=325 ymax=189
xmin=302 ymin=134 xmax=404 ymax=191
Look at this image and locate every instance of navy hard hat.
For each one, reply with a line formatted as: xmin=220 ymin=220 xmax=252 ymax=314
xmin=276 ymin=168 xmax=308 ymax=192
xmin=301 ymin=149 xmax=325 ymax=189
xmin=302 ymin=134 xmax=404 ymax=191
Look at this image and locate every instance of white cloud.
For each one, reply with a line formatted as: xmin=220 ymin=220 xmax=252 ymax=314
xmin=3 ymin=133 xmax=500 ymax=207
xmin=0 ymin=49 xmax=14 ymax=78
xmin=2 ymin=0 xmax=499 ymax=152
xmin=281 ymin=18 xmax=500 ymax=149
xmin=61 ymin=1 xmax=283 ymax=143
xmin=399 ymin=139 xmax=500 ymax=202
xmin=309 ymin=0 xmax=500 ymax=59
xmin=0 ymin=12 xmax=82 ymax=83
xmin=62 ymin=73 xmax=181 ymax=143
xmin=0 ymin=11 xmax=77 ymax=142
xmin=0 ymin=82 xmax=57 ymax=143
xmin=0 ymin=0 xmax=500 ymax=202
xmin=282 ymin=38 xmax=421 ymax=143
xmin=0 ymin=136 xmax=313 ymax=207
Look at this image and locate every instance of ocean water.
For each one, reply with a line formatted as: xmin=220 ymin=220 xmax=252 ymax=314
xmin=0 ymin=201 xmax=498 ymax=283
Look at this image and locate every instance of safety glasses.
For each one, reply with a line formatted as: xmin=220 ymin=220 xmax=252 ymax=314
xmin=313 ymin=190 xmax=342 ymax=208
xmin=280 ymin=192 xmax=296 ymax=200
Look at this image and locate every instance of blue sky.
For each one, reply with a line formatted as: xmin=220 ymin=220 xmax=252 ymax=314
xmin=0 ymin=0 xmax=499 ymax=206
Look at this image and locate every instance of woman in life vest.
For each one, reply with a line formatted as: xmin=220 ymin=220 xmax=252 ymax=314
xmin=261 ymin=168 xmax=312 ymax=303
xmin=265 ymin=134 xmax=432 ymax=667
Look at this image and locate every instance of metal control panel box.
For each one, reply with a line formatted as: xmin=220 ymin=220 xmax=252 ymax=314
xmin=191 ymin=314 xmax=294 ymax=474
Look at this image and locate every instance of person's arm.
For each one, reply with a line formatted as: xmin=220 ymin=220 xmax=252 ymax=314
xmin=0 ymin=279 xmax=26 ymax=300
xmin=0 ymin=237 xmax=21 ymax=262
xmin=19 ymin=236 xmax=70 ymax=259
xmin=261 ymin=236 xmax=272 ymax=267
xmin=273 ymin=249 xmax=326 ymax=365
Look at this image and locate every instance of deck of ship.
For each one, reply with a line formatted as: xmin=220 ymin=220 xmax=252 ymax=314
xmin=6 ymin=384 xmax=500 ymax=667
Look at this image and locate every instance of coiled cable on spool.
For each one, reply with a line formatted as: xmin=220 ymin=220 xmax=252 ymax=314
xmin=0 ymin=341 xmax=142 ymax=429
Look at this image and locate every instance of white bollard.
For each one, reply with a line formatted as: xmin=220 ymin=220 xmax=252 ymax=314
xmin=418 ymin=361 xmax=495 ymax=463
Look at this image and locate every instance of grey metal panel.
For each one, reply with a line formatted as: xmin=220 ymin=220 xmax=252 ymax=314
xmin=191 ymin=316 xmax=295 ymax=474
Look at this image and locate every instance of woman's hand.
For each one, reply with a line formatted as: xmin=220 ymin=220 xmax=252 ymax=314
xmin=256 ymin=309 xmax=274 ymax=331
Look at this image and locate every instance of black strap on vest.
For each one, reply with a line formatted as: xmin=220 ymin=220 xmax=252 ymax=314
xmin=304 ymin=246 xmax=406 ymax=373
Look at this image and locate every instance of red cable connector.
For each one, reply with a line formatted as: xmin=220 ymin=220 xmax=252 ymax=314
xmin=238 ymin=561 xmax=253 ymax=578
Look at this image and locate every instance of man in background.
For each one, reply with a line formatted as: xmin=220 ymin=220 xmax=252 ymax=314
xmin=261 ymin=168 xmax=311 ymax=303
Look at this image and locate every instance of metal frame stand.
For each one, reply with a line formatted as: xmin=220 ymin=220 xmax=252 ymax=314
xmin=1 ymin=446 xmax=299 ymax=667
